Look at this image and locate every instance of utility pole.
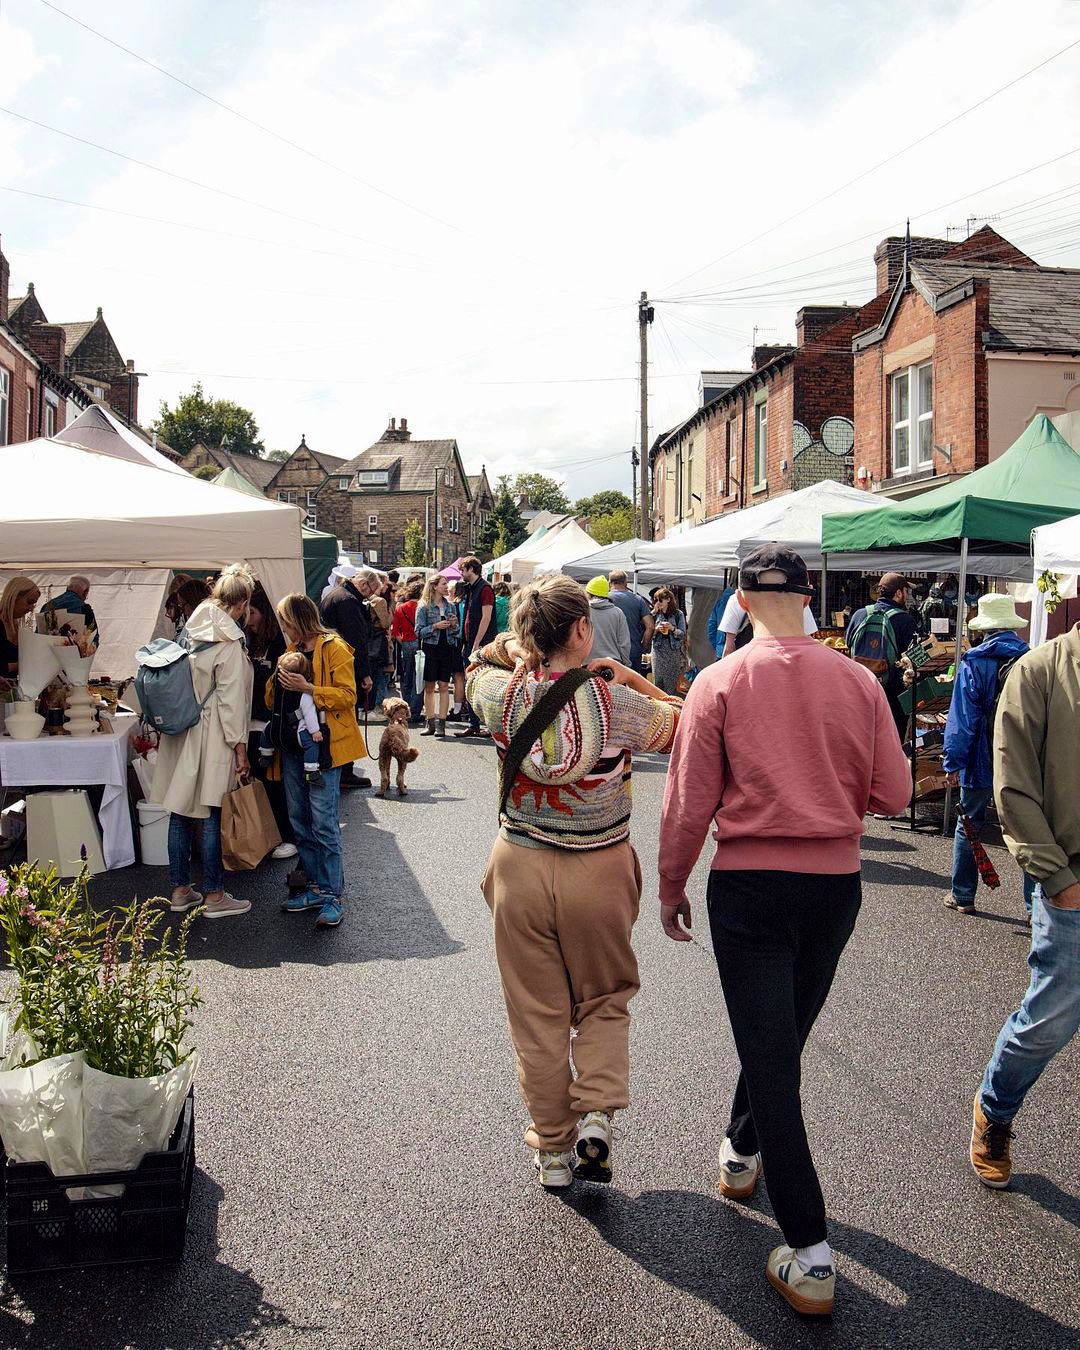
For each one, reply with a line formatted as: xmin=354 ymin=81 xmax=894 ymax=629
xmin=638 ymin=291 xmax=654 ymax=540
xmin=631 ymin=446 xmax=639 ymax=518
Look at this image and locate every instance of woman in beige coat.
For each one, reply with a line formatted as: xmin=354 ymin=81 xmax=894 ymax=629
xmin=152 ymin=566 xmax=255 ymax=919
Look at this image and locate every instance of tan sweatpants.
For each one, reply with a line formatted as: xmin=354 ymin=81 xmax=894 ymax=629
xmin=481 ymin=835 xmax=643 ymax=1152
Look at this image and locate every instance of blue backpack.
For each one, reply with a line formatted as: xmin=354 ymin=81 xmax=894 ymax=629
xmin=134 ymin=632 xmax=216 ymax=735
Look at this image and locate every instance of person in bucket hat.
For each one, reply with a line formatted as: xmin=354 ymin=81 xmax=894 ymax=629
xmin=943 ymin=592 xmax=1033 ymax=917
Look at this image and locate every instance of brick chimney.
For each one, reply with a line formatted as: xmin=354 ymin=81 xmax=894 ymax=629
xmin=25 ymin=321 xmax=66 ymax=371
xmin=795 ymin=305 xmax=854 ymax=348
xmin=873 ymin=235 xmax=953 ymax=294
xmin=753 ymin=344 xmax=793 ymax=371
xmin=0 ymin=235 xmax=9 ymax=323
xmin=380 ymin=415 xmax=413 ymax=443
xmin=107 ymin=359 xmax=139 ymax=425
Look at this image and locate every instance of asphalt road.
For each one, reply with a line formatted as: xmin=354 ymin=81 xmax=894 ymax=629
xmin=2 ymin=728 xmax=1078 ymax=1349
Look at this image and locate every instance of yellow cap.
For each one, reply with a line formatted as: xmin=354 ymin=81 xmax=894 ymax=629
xmin=585 ymin=576 xmax=609 ymax=598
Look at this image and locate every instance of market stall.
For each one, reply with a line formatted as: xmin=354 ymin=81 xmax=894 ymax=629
xmin=484 ymin=519 xmax=568 ymax=579
xmin=509 ymin=521 xmax=599 ymax=586
xmin=1030 ymin=510 xmax=1080 ymax=645
xmin=562 ymin=537 xmax=645 ymax=583
xmin=1 ymin=429 xmax=305 ymax=679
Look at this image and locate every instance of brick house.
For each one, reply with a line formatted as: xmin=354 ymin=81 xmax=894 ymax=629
xmin=0 ymin=237 xmax=92 ymax=444
xmin=467 ymin=469 xmax=495 ymax=549
xmin=651 ymin=306 xmax=869 ymax=536
xmin=178 ymin=442 xmax=281 ymax=492
xmin=7 ymin=279 xmax=142 ymax=426
xmin=852 ymin=226 xmax=1080 ymax=496
xmin=264 ymin=436 xmax=349 ymax=528
xmin=316 ymin=418 xmax=474 ymax=566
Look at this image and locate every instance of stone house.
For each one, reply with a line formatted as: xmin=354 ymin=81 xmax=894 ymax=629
xmin=852 ymin=227 xmax=1080 ymax=496
xmin=467 ymin=469 xmax=495 ymax=549
xmin=316 ymin=418 xmax=474 ymax=566
xmin=264 ymin=436 xmax=349 ymax=528
xmin=178 ymin=442 xmax=281 ymax=492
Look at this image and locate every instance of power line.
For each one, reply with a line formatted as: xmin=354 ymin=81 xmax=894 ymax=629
xmin=144 ymin=367 xmax=697 ymax=386
xmin=32 ymin=0 xmax=463 ymax=233
xmin=0 ymin=104 xmax=436 ymax=263
xmin=664 ymin=33 xmax=1080 ymax=293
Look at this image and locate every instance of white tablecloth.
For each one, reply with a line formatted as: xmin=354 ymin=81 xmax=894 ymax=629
xmin=0 ymin=714 xmax=138 ymax=869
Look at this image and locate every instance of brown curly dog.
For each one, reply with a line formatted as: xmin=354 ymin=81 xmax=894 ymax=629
xmin=378 ymin=697 xmax=419 ymax=796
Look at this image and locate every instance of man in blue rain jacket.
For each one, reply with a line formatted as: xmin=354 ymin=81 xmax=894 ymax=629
xmin=943 ymin=593 xmax=1033 ymax=917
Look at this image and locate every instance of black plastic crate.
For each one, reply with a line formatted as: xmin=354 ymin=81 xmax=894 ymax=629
xmin=3 ymin=1090 xmax=195 ymax=1276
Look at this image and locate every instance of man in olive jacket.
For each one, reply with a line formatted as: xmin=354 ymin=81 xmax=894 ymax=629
xmin=970 ymin=624 xmax=1080 ymax=1190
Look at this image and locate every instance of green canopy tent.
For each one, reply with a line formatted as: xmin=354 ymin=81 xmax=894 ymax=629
xmin=213 ymin=466 xmax=339 ymax=601
xmin=822 ymin=415 xmax=1080 ymax=663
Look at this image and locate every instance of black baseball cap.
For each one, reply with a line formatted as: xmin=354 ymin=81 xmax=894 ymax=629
xmin=738 ymin=544 xmax=814 ymax=596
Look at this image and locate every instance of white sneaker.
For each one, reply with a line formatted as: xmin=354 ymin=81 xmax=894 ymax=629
xmin=718 ymin=1136 xmax=761 ymax=1200
xmin=766 ymin=1245 xmax=835 ymax=1317
xmin=534 ymin=1150 xmax=574 ymax=1189
xmin=203 ymin=892 xmax=251 ymax=919
xmin=169 ymin=887 xmax=203 ymax=913
xmin=272 ymin=842 xmax=298 ymax=860
xmin=574 ymin=1110 xmax=613 ymax=1183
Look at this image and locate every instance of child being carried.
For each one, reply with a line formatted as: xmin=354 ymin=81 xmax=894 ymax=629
xmin=259 ymin=650 xmax=325 ymax=783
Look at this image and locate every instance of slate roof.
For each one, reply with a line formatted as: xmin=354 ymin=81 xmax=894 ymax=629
xmin=310 ymin=448 xmax=349 ymax=473
xmin=912 ymin=260 xmax=1080 ymax=355
xmin=195 ymin=443 xmax=280 ymax=489
xmin=337 ymin=439 xmax=459 ymax=492
xmin=55 ymin=320 xmax=96 ymax=352
xmin=7 ymin=295 xmax=29 ymax=317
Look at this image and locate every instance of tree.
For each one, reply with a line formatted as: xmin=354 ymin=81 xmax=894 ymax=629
xmin=575 ymin=489 xmax=632 ymax=520
xmin=152 ymin=382 xmax=265 ymax=457
xmin=506 ymin=472 xmax=570 ymax=514
xmin=265 ymin=449 xmax=291 ymax=463
xmin=590 ymin=505 xmax=636 ymax=547
xmin=476 ymin=484 xmax=528 ymax=560
xmin=192 ymin=464 xmax=220 ymax=482
xmin=402 ymin=517 xmax=428 ymax=567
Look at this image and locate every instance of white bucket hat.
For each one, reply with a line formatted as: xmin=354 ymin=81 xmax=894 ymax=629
xmin=968 ymin=593 xmax=1026 ymax=631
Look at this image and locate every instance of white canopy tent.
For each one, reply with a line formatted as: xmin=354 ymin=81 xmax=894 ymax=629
xmin=632 ymin=480 xmax=893 ymax=586
xmin=0 ymin=432 xmax=305 ymax=677
xmin=510 ymin=521 xmax=599 ymax=586
xmin=484 ymin=519 xmax=566 ymax=579
xmin=1030 ymin=512 xmax=1080 ymax=645
xmin=562 ymin=537 xmax=645 ymax=583
xmin=55 ymin=403 xmax=189 ymax=476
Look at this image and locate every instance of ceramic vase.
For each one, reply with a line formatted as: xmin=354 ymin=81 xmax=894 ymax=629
xmin=5 ymin=708 xmax=45 ymax=741
xmin=64 ymin=686 xmax=98 ymax=737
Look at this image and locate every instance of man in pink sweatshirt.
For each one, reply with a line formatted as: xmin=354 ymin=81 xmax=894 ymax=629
xmin=658 ymin=545 xmax=910 ymax=1318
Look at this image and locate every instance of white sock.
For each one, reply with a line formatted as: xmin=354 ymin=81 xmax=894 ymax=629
xmin=720 ymin=1137 xmax=758 ymax=1166
xmin=451 ymin=702 xmax=462 ymax=714
xmin=795 ymin=1241 xmax=833 ymax=1273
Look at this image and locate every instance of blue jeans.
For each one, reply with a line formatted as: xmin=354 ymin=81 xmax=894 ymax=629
xmin=398 ymin=639 xmax=421 ymax=718
xmin=952 ymin=784 xmax=1035 ymax=912
xmin=297 ymin=726 xmax=321 ymax=770
xmin=281 ymin=751 xmax=343 ymax=898
xmin=168 ymin=808 xmax=223 ymax=893
xmin=372 ymin=666 xmax=392 ymax=709
xmin=980 ymin=887 xmax=1080 ymax=1122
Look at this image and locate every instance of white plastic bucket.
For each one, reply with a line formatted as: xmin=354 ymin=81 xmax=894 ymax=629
xmin=136 ymin=800 xmax=170 ymax=866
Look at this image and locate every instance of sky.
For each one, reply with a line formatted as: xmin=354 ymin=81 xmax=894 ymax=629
xmin=1 ymin=0 xmax=1079 ymax=503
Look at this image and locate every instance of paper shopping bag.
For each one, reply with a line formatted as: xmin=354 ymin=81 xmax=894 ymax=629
xmin=221 ymin=778 xmax=281 ymax=871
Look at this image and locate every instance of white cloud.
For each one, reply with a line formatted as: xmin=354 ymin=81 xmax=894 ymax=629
xmin=3 ymin=0 xmax=1079 ymax=504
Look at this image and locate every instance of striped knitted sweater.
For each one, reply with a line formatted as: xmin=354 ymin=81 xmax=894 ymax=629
xmin=466 ymin=639 xmax=681 ymax=851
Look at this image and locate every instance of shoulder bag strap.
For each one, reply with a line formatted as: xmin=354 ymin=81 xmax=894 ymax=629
xmin=498 ymin=668 xmax=600 ymax=819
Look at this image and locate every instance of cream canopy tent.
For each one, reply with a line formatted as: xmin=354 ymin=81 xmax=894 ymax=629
xmin=484 ymin=519 xmax=566 ymax=579
xmin=510 ymin=521 xmax=599 ymax=586
xmin=0 ymin=432 xmax=305 ymax=677
xmin=1030 ymin=512 xmax=1080 ymax=645
xmin=55 ymin=402 xmax=189 ymax=476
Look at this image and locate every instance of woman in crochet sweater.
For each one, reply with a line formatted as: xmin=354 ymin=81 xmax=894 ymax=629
xmin=466 ymin=575 xmax=681 ymax=1191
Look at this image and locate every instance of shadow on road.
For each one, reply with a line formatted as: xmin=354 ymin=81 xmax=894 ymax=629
xmin=563 ymin=1186 xmax=1076 ymax=1348
xmin=1011 ymin=1173 xmax=1080 ymax=1230
xmin=0 ymin=1172 xmax=314 ymax=1348
xmin=861 ymin=859 xmax=950 ymax=891
xmin=859 ymin=835 xmax=916 ymax=854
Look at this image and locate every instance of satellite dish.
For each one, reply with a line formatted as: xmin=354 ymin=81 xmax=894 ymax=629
xmin=821 ymin=416 xmax=855 ymax=455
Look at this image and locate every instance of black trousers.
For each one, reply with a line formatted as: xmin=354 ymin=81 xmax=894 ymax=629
xmin=707 ymin=868 xmax=861 ymax=1249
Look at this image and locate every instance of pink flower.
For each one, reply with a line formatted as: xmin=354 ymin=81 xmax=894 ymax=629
xmin=0 ymin=876 xmax=7 ymax=899
xmin=19 ymin=903 xmax=40 ymax=925
xmin=13 ymin=886 xmax=28 ymax=902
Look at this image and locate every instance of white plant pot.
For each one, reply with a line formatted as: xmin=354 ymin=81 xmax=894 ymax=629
xmin=16 ymin=631 xmax=63 ymax=700
xmin=5 ymin=711 xmax=45 ymax=741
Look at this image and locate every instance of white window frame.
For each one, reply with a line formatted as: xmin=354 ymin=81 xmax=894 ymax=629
xmin=44 ymin=393 xmax=58 ymax=438
xmin=305 ymin=489 xmax=318 ymax=529
xmin=368 ymin=514 xmax=379 ymax=535
xmin=0 ymin=366 xmax=9 ymax=446
xmin=276 ymin=489 xmax=298 ymax=505
xmin=890 ymin=360 xmax=933 ymax=476
xmin=338 ymin=476 xmax=350 ymax=490
xmin=753 ymin=400 xmax=768 ymax=488
xmin=444 ymin=467 xmax=455 ymax=488
xmin=26 ymin=386 xmax=33 ymax=441
xmin=358 ymin=470 xmax=389 ymax=485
